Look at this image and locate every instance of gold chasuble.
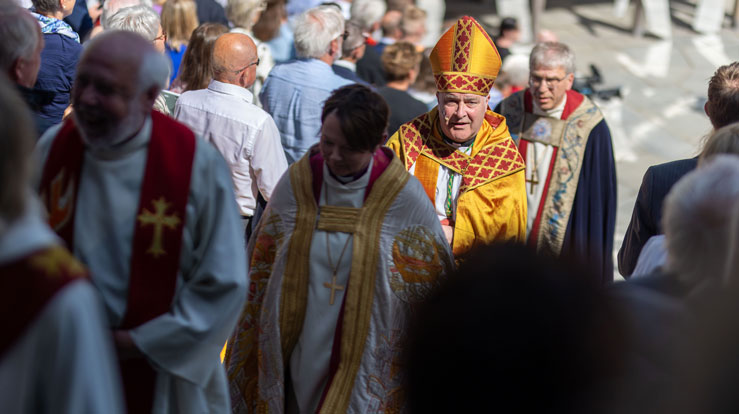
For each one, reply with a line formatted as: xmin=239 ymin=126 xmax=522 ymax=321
xmin=386 ymin=108 xmax=527 ymax=257
xmin=225 ymin=147 xmax=453 ymax=413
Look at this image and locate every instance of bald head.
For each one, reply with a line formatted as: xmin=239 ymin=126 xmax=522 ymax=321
xmin=73 ymin=31 xmax=170 ymax=148
xmin=212 ymin=32 xmax=258 ymax=88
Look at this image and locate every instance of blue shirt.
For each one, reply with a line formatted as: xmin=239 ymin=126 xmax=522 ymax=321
xmin=260 ymin=59 xmax=353 ymax=163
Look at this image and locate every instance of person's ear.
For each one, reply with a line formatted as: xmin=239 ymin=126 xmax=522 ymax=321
xmin=10 ymin=58 xmax=24 ymax=85
xmin=330 ymin=38 xmax=340 ymax=57
xmin=704 ymin=101 xmax=711 ymax=118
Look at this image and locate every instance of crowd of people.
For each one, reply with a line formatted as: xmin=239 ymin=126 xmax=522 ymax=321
xmin=1 ymin=0 xmax=738 ymax=412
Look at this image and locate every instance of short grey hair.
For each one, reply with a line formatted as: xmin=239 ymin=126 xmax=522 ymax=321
xmin=663 ymin=155 xmax=739 ymax=285
xmin=103 ymin=0 xmax=155 ymax=30
xmin=105 ymin=4 xmax=161 ymax=35
xmin=138 ymin=50 xmax=169 ymax=93
xmin=530 ymin=42 xmax=576 ymax=74
xmin=350 ymin=0 xmax=386 ymax=32
xmin=0 ymin=2 xmax=40 ymax=74
xmin=293 ymin=5 xmax=344 ymax=59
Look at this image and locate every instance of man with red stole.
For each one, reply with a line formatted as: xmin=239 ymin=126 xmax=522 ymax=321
xmin=35 ymin=31 xmax=247 ymax=413
xmin=0 ymin=75 xmax=123 ymax=413
xmin=496 ymin=42 xmax=617 ymax=283
xmin=386 ymin=16 xmax=527 ymax=259
xmin=225 ymin=85 xmax=453 ymax=413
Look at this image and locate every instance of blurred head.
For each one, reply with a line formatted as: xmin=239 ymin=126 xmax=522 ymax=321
xmin=501 ymin=53 xmax=530 ymax=88
xmin=212 ymin=32 xmax=258 ymax=88
xmin=381 ymin=41 xmax=421 ymax=83
xmin=161 ymin=0 xmax=199 ymax=51
xmin=498 ymin=17 xmax=519 ymax=41
xmin=699 ymin=122 xmax=739 ymax=165
xmin=528 ymin=42 xmax=575 ymax=111
xmin=386 ymin=0 xmax=411 ymax=12
xmin=293 ymin=5 xmax=344 ymax=61
xmin=341 ymin=20 xmax=366 ymax=61
xmin=252 ymin=0 xmax=286 ymax=42
xmin=101 ymin=0 xmax=152 ymax=28
xmin=411 ymin=51 xmax=435 ymax=94
xmin=0 ymin=2 xmax=43 ymax=88
xmin=31 ymin=0 xmax=76 ymax=18
xmin=705 ymin=62 xmax=739 ymax=130
xmin=400 ymin=5 xmax=426 ymax=45
xmin=176 ymin=23 xmax=228 ymax=91
xmin=0 ymin=75 xmax=36 ymax=227
xmin=380 ymin=9 xmax=402 ymax=39
xmin=436 ymin=92 xmax=489 ymax=143
xmin=663 ymin=155 xmax=739 ymax=286
xmin=226 ymin=0 xmax=266 ymax=31
xmin=320 ymin=84 xmax=388 ymax=176
xmin=72 ymin=31 xmax=169 ymax=150
xmin=349 ymin=0 xmax=385 ymax=32
xmin=106 ymin=5 xmax=166 ymax=53
xmin=405 ymin=243 xmax=625 ymax=414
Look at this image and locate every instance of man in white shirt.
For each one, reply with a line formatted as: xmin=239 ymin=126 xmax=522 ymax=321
xmin=175 ymin=32 xmax=288 ymax=237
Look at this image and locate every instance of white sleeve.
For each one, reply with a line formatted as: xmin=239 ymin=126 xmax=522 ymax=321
xmin=41 ymin=280 xmax=125 ymax=414
xmin=128 ymin=143 xmax=248 ymax=385
xmin=249 ymin=115 xmax=288 ymax=201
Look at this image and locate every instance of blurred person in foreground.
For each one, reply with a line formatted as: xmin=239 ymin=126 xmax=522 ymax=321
xmin=260 ymin=4 xmax=352 ymax=163
xmin=0 ymin=75 xmax=124 ymax=414
xmin=170 ymin=22 xmax=229 ymax=93
xmin=387 ymin=16 xmax=527 ymax=259
xmin=406 ymin=243 xmax=625 ymax=413
xmin=35 ymin=31 xmax=246 ymax=413
xmin=225 ymin=84 xmax=453 ymax=413
xmin=378 ymin=41 xmax=427 ymax=135
xmin=618 ymin=62 xmax=739 ymax=277
xmin=496 ymin=42 xmax=617 ymax=283
xmin=0 ymin=1 xmax=49 ymax=137
xmin=175 ymin=32 xmax=287 ymax=240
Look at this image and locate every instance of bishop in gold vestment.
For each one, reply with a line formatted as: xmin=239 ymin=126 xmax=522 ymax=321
xmin=386 ymin=16 xmax=527 ymax=258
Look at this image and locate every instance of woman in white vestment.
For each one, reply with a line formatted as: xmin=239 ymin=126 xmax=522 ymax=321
xmin=225 ymin=84 xmax=454 ymax=413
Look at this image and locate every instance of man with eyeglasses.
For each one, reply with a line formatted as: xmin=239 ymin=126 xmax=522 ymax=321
xmin=496 ymin=41 xmax=617 ymax=284
xmin=175 ymin=32 xmax=287 ymax=240
xmin=387 ymin=16 xmax=528 ymax=261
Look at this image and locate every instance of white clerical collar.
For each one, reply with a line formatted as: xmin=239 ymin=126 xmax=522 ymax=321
xmin=334 ymin=59 xmax=357 ymax=73
xmin=323 ymin=158 xmax=373 ymax=190
xmin=0 ymin=194 xmax=59 ymax=265
xmin=532 ymin=94 xmax=567 ymax=119
xmin=86 ymin=116 xmax=152 ymax=160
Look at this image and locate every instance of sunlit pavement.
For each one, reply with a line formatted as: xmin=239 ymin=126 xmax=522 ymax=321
xmin=444 ymin=0 xmax=739 ymax=280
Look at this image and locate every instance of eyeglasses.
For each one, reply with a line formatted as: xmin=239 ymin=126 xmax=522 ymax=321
xmin=152 ymin=33 xmax=167 ymax=43
xmin=234 ymin=58 xmax=260 ymax=73
xmin=529 ymin=74 xmax=568 ymax=89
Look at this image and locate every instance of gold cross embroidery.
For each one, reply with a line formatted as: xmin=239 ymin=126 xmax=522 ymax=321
xmin=323 ymin=273 xmax=345 ymax=305
xmin=137 ymin=197 xmax=181 ymax=258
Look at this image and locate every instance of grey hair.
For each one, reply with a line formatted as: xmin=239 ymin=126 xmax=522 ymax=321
xmin=102 ymin=0 xmax=154 ymax=29
xmin=663 ymin=155 xmax=739 ymax=285
xmin=0 ymin=2 xmax=40 ymax=74
xmin=293 ymin=5 xmax=344 ymax=59
xmin=342 ymin=20 xmax=365 ymax=53
xmin=350 ymin=0 xmax=386 ymax=31
xmin=226 ymin=0 xmax=266 ymax=31
xmin=138 ymin=50 xmax=170 ymax=93
xmin=530 ymin=42 xmax=576 ymax=74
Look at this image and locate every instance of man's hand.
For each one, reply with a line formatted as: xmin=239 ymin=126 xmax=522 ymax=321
xmin=113 ymin=330 xmax=143 ymax=360
xmin=442 ymin=224 xmax=454 ymax=245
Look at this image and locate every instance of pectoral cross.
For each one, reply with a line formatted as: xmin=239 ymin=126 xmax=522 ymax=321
xmin=323 ymin=273 xmax=345 ymax=305
xmin=526 ymin=173 xmax=539 ymax=195
xmin=137 ymin=197 xmax=181 ymax=258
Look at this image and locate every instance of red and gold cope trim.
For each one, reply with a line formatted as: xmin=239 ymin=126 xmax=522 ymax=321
xmin=399 ymin=112 xmax=524 ymax=193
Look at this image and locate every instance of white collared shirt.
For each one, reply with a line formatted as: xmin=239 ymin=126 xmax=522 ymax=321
xmin=175 ymin=80 xmax=288 ymax=216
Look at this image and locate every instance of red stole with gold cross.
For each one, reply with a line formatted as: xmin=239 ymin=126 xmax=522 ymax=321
xmin=38 ymin=110 xmax=196 ymax=413
xmin=0 ymin=246 xmax=87 ymax=360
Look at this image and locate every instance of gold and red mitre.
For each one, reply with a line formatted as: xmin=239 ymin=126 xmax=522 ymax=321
xmin=430 ymin=16 xmax=501 ymax=96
